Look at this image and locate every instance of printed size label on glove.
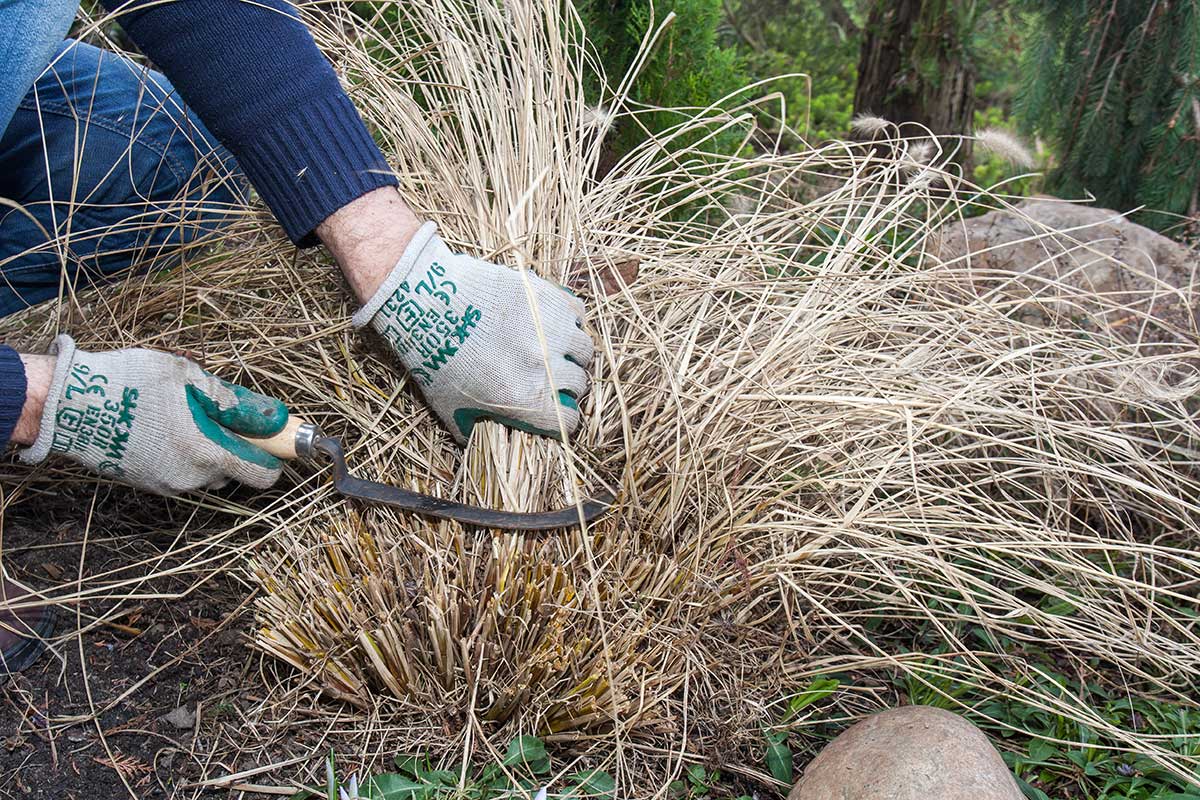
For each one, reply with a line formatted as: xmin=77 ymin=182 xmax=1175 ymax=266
xmin=50 ymin=362 xmax=138 ymax=476
xmin=376 ymin=260 xmax=482 ymax=386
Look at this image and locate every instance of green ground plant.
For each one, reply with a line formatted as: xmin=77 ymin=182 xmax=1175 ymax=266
xmin=923 ymin=642 xmax=1198 ymax=800
xmin=991 ymin=684 xmax=1200 ymax=800
xmin=672 ymin=767 xmax=744 ymax=796
xmin=301 ymin=736 xmax=617 ymax=800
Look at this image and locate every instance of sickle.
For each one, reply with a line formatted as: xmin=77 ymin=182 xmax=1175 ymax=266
xmin=250 ymin=417 xmax=612 ymax=531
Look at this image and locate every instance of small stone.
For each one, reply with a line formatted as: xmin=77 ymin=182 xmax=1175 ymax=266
xmin=160 ymin=705 xmax=196 ymax=730
xmin=789 ymin=705 xmax=1023 ymax=800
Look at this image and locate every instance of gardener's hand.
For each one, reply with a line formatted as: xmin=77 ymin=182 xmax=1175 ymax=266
xmin=351 ymin=222 xmax=594 ymax=444
xmin=18 ymin=335 xmax=288 ymax=495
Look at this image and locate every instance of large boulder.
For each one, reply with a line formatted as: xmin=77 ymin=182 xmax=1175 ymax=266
xmin=932 ymin=199 xmax=1200 ymax=344
xmin=789 ymin=705 xmax=1023 ymax=800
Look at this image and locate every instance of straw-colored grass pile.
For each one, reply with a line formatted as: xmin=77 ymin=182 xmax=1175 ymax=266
xmin=4 ymin=0 xmax=1199 ymax=792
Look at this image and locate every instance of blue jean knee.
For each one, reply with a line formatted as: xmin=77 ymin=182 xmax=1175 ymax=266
xmin=0 ymin=39 xmax=246 ymax=317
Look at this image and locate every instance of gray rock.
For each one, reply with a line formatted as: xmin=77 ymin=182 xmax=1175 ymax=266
xmin=789 ymin=705 xmax=1023 ymax=800
xmin=933 ymin=199 xmax=1200 ymax=344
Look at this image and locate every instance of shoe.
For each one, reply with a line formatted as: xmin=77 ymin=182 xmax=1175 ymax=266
xmin=0 ymin=576 xmax=56 ymax=675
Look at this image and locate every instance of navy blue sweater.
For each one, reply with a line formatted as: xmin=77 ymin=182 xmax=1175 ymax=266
xmin=0 ymin=1 xmax=398 ymax=450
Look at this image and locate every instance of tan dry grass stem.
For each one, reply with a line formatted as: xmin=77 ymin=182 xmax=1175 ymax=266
xmin=0 ymin=0 xmax=1198 ymax=794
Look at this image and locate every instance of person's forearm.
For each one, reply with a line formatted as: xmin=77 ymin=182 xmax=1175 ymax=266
xmin=12 ymin=354 xmax=54 ymax=446
xmin=104 ymin=0 xmax=398 ymax=247
xmin=317 ymin=187 xmax=423 ymax=303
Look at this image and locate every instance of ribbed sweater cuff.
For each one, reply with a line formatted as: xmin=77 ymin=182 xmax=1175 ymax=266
xmin=234 ymin=90 xmax=398 ymax=247
xmin=0 ymin=346 xmax=28 ymax=451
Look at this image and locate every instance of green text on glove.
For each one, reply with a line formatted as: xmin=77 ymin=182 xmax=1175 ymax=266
xmin=375 ymin=262 xmax=482 ymax=386
xmin=52 ymin=361 xmax=140 ymax=476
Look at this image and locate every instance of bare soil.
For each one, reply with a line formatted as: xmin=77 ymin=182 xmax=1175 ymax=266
xmin=0 ymin=488 xmax=282 ymax=800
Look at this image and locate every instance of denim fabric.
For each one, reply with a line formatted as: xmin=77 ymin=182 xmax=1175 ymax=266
xmin=0 ymin=0 xmax=78 ymax=135
xmin=0 ymin=39 xmax=245 ymax=316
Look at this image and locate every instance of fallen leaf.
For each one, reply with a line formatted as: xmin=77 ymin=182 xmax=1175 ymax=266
xmin=568 ymin=256 xmax=640 ymax=296
xmin=160 ymin=705 xmax=196 ymax=730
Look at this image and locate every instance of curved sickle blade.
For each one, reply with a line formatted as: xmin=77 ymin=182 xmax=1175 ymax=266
xmin=315 ymin=437 xmax=612 ymax=531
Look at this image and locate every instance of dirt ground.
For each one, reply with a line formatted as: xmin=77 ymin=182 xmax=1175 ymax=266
xmin=0 ymin=486 xmax=299 ymax=800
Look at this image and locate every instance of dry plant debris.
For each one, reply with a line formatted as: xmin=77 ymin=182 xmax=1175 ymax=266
xmin=2 ymin=0 xmax=1198 ymax=794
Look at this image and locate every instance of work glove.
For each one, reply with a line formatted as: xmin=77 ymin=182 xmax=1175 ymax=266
xmin=19 ymin=335 xmax=288 ymax=495
xmin=353 ymin=222 xmax=594 ymax=444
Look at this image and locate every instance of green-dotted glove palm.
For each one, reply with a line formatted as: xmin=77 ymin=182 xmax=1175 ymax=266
xmin=353 ymin=222 xmax=594 ymax=444
xmin=19 ymin=335 xmax=288 ymax=495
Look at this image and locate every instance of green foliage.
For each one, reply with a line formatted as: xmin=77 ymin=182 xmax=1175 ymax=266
xmin=784 ymin=677 xmax=841 ymax=715
xmin=297 ymin=736 xmax=616 ymax=800
xmin=752 ymin=677 xmax=844 ymax=790
xmin=502 ymin=735 xmax=549 ymax=772
xmin=983 ymin=674 xmax=1200 ymax=800
xmin=730 ymin=0 xmax=860 ymax=140
xmin=1016 ymin=0 xmax=1200 ymax=232
xmin=714 ymin=1 xmax=1029 ymax=144
xmin=577 ymin=0 xmax=751 ymax=155
xmin=667 ymin=764 xmax=750 ymax=800
xmin=885 ymin=627 xmax=1200 ymax=800
xmin=970 ymin=7 xmax=1037 ymax=111
xmin=744 ymin=48 xmax=855 ymax=141
xmin=763 ymin=566 xmax=1200 ymax=800
xmin=764 ymin=730 xmax=794 ymax=785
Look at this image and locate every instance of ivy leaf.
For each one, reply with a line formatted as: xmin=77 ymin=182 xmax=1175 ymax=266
xmin=476 ymin=763 xmax=501 ymax=788
xmin=503 ymin=736 xmax=548 ymax=769
xmin=422 ymin=770 xmax=458 ymax=787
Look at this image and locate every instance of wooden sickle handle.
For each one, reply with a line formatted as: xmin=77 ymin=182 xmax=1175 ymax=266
xmin=244 ymin=415 xmax=319 ymax=460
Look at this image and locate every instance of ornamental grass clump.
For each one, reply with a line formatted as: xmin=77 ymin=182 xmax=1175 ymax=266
xmin=3 ymin=0 xmax=1199 ymax=793
xmin=252 ymin=507 xmax=690 ymax=734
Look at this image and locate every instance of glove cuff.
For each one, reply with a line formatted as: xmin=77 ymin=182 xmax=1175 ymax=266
xmin=351 ymin=220 xmax=441 ymax=329
xmin=18 ymin=334 xmax=77 ymax=465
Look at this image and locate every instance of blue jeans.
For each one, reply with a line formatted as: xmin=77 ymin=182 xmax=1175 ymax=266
xmin=0 ymin=40 xmax=244 ymax=316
